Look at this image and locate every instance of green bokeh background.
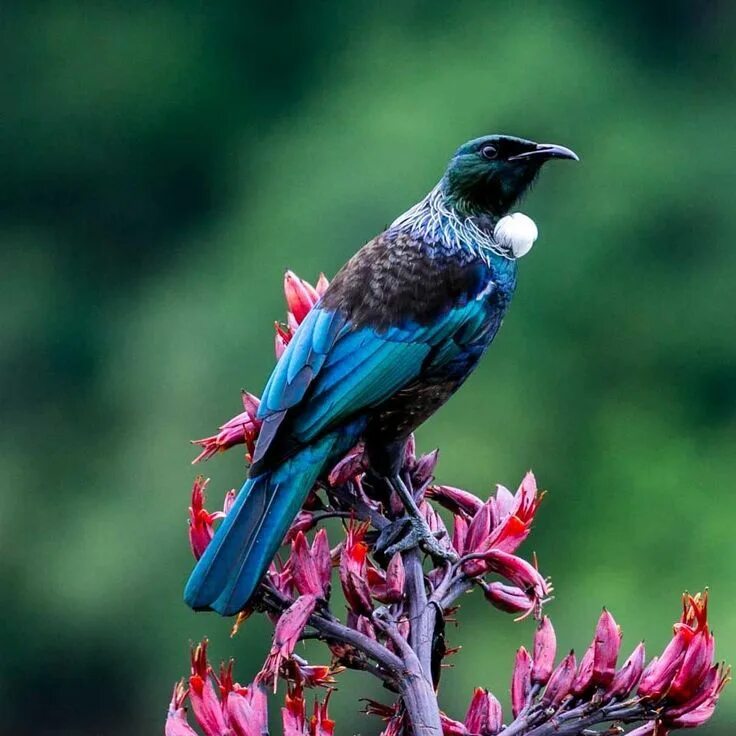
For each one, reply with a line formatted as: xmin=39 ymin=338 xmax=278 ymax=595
xmin=1 ymin=2 xmax=734 ymax=734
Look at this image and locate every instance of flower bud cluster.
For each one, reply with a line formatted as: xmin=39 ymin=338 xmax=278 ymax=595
xmin=441 ymin=596 xmax=728 ymax=736
xmin=170 ymin=268 xmax=728 ymax=736
xmin=167 ymin=640 xmax=335 ymax=736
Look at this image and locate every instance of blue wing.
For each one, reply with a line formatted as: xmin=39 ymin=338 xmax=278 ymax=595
xmin=252 ymin=291 xmax=494 ymax=469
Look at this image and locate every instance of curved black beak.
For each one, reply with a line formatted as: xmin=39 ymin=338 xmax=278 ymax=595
xmin=509 ymin=143 xmax=579 ymax=162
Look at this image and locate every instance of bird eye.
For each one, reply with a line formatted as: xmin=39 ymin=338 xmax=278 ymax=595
xmin=480 ymin=145 xmax=498 ymax=160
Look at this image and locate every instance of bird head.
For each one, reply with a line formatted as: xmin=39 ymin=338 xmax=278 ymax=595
xmin=443 ymin=135 xmax=578 ymax=218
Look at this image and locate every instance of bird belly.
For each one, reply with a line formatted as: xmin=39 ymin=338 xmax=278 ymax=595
xmin=363 ymin=303 xmax=505 ymax=460
xmin=362 ymin=375 xmax=464 ymax=477
xmin=365 ymin=329 xmax=490 ymax=446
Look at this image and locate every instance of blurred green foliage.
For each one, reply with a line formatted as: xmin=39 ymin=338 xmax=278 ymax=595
xmin=1 ymin=2 xmax=734 ymax=734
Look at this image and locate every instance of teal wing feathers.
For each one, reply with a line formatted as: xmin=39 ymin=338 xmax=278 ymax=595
xmin=253 ymin=292 xmax=495 ymax=470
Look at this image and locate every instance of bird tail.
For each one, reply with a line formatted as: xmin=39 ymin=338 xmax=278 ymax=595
xmin=184 ymin=437 xmax=336 ymax=616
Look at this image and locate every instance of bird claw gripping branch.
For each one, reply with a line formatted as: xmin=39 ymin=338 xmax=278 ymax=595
xmin=168 ymin=272 xmax=729 ymax=736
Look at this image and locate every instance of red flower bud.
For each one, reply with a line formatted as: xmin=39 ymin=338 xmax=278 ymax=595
xmin=380 ymin=716 xmax=405 ymax=736
xmin=339 ymin=525 xmax=373 ymax=615
xmin=464 ymin=688 xmax=503 ymax=736
xmin=667 ymin=701 xmax=716 ymax=729
xmin=312 ymin=528 xmax=332 ymax=588
xmin=571 ymin=642 xmax=595 ymax=696
xmin=404 ymin=434 xmax=417 ymax=465
xmin=639 ymin=590 xmax=723 ymax=704
xmin=452 ymin=515 xmax=469 ymax=556
xmin=491 ymin=473 xmax=543 ymax=527
xmin=681 ymin=591 xmax=708 ymax=631
xmin=461 ymin=476 xmax=545 ymax=577
xmin=665 ymin=663 xmax=730 ymax=731
xmin=668 ymin=629 xmax=713 ymax=702
xmin=440 ymin=713 xmax=467 ymax=736
xmin=241 ymin=391 xmax=261 ymax=418
xmin=422 ymin=501 xmax=450 ymax=550
xmin=267 ymin=559 xmax=295 ymax=598
xmin=463 ymin=501 xmax=493 ymax=557
xmin=639 ymin=626 xmax=691 ymax=698
xmin=315 ymin=273 xmax=330 ymax=296
xmin=511 ymin=647 xmax=532 ymax=717
xmin=347 ymin=610 xmax=378 ymax=641
xmin=188 ymin=476 xmax=215 ymax=560
xmin=220 ymin=665 xmax=269 ymax=736
xmin=291 ymin=530 xmax=331 ymax=598
xmin=284 ymin=270 xmax=320 ymax=324
xmin=275 ymin=327 xmax=290 ymax=359
xmin=263 ymin=595 xmax=318 ymax=680
xmin=227 ymin=687 xmax=269 ymax=736
xmin=413 ymin=449 xmax=440 ymax=488
xmin=478 ymin=514 xmax=530 ymax=559
xmin=386 ymin=553 xmax=405 ymax=599
xmin=282 ymin=683 xmax=308 ymax=736
xmin=369 ymin=554 xmax=405 ymax=604
xmin=664 ymin=663 xmax=726 ymax=722
xmin=292 ymin=662 xmax=340 ymax=689
xmin=192 ymin=393 xmax=262 ymax=464
xmin=532 ymin=616 xmax=557 ymax=685
xmin=284 ymin=510 xmax=319 ymax=543
xmin=542 ymin=652 xmax=577 ymax=707
xmin=223 ymin=488 xmax=236 ymax=514
xmin=513 ymin=472 xmax=543 ymax=523
xmin=275 ymin=321 xmax=292 ymax=343
xmin=328 ymin=445 xmax=366 ymax=485
xmin=484 ymin=550 xmax=549 ymax=601
xmin=592 ymin=608 xmax=620 ymax=687
xmin=428 ymin=485 xmax=484 ymax=516
xmin=188 ymin=640 xmax=228 ymax=736
xmin=310 ymin=694 xmax=335 ymax=736
xmin=165 ymin=681 xmax=198 ymax=736
xmin=606 ymin=642 xmax=646 ymax=699
xmin=492 ymin=484 xmax=516 ymax=519
xmin=483 ymin=582 xmax=535 ymax=617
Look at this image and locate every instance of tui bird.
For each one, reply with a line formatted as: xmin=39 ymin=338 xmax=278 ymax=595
xmin=185 ymin=135 xmax=578 ymax=615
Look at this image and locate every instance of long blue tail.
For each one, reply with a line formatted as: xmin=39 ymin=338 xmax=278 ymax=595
xmin=184 ymin=437 xmax=338 ymax=615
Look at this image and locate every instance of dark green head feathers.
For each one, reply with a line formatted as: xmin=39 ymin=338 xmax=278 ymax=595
xmin=442 ymin=135 xmax=578 ymax=217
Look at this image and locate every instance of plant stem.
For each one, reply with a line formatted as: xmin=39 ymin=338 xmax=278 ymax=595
xmin=261 ymin=589 xmax=403 ymax=681
xmin=398 ymin=670 xmax=444 ymax=736
xmin=438 ymin=575 xmax=473 ymax=610
xmin=404 ymin=549 xmax=432 ymax=676
xmin=401 ymin=547 xmax=442 ymax=736
xmin=499 ymin=699 xmax=648 ymax=736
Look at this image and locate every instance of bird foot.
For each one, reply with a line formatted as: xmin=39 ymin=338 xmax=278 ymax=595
xmin=375 ymin=514 xmax=458 ymax=563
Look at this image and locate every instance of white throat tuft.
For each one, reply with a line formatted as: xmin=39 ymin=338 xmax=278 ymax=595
xmin=493 ymin=212 xmax=538 ymax=258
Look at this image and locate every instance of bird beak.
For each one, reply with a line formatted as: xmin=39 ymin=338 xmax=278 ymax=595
xmin=509 ymin=143 xmax=579 ymax=162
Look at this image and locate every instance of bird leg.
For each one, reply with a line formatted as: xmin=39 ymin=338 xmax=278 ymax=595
xmin=374 ymin=474 xmax=457 ymax=563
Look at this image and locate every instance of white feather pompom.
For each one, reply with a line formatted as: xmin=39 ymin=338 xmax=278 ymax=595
xmin=493 ymin=212 xmax=539 ymax=258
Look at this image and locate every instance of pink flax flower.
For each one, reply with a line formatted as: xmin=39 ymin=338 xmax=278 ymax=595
xmin=187 ymin=640 xmax=228 ymax=736
xmin=192 ymin=392 xmax=262 ymax=463
xmin=165 ymin=681 xmax=197 ymax=736
xmin=339 ymin=522 xmax=373 ymax=616
xmin=187 ymin=476 xmax=234 ymax=560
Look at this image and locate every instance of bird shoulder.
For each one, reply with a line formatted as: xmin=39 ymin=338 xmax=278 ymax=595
xmin=320 ymin=231 xmax=492 ymax=331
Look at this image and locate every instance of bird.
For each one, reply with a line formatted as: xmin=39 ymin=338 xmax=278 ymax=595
xmin=185 ymin=134 xmax=578 ymax=616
